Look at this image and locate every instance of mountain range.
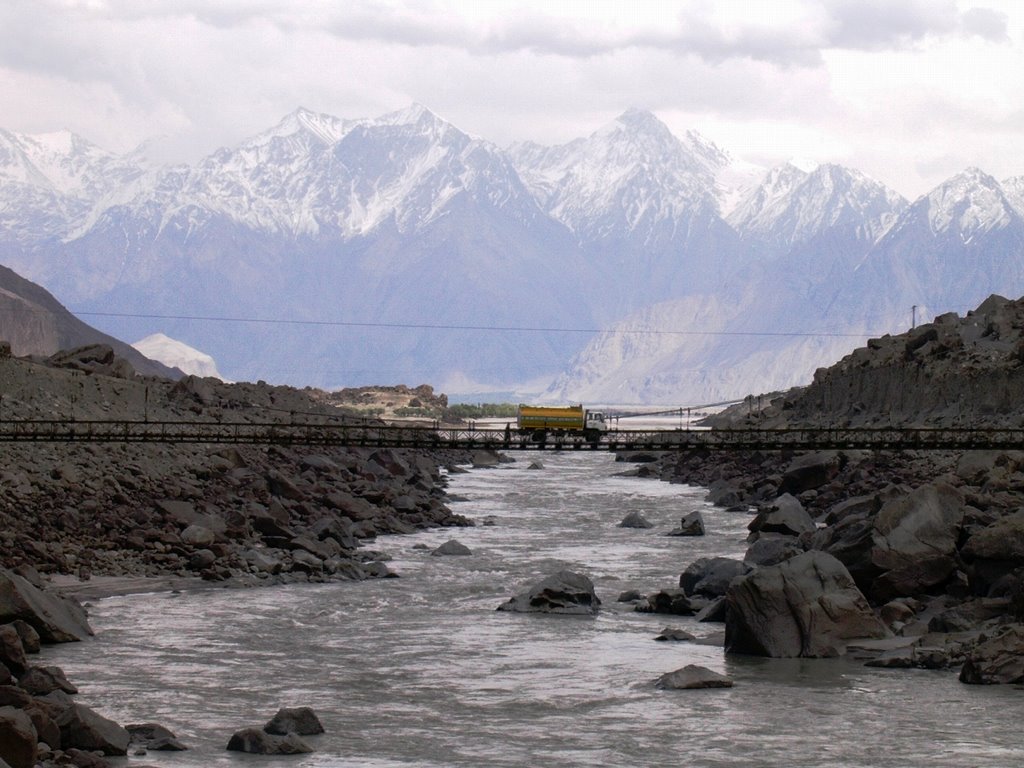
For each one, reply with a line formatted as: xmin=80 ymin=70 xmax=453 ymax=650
xmin=2 ymin=107 xmax=1023 ymax=404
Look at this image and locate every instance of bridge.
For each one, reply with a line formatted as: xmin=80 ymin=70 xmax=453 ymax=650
xmin=0 ymin=418 xmax=1022 ymax=452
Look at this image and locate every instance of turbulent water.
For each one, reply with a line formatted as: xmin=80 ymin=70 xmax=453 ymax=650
xmin=45 ymin=452 xmax=1023 ymax=767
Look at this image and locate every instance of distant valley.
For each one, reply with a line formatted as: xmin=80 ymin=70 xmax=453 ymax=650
xmin=2 ymin=107 xmax=1024 ymax=403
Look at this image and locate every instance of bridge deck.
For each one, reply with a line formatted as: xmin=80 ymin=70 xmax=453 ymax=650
xmin=0 ymin=420 xmax=1021 ymax=452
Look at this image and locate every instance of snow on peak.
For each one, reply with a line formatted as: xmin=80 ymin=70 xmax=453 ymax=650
xmin=727 ymin=162 xmax=906 ymax=247
xmin=131 ymin=333 xmax=224 ymax=379
xmin=244 ymin=108 xmax=352 ymax=149
xmin=509 ymin=109 xmax=729 ymax=238
xmin=922 ymin=167 xmax=1016 ymax=236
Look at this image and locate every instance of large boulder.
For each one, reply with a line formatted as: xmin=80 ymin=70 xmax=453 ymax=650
xmin=226 ymin=727 xmax=312 ymax=754
xmin=779 ymin=452 xmax=841 ymax=494
xmin=679 ymin=557 xmax=750 ymax=599
xmin=0 ymin=706 xmax=36 ymax=768
xmin=725 ymin=551 xmax=888 ymax=658
xmin=54 ymin=702 xmax=130 ymax=755
xmin=959 ymin=625 xmax=1024 ymax=685
xmin=748 ymin=494 xmax=815 ymax=538
xmin=0 ymin=627 xmax=26 ymax=675
xmin=497 ymin=571 xmax=600 ymax=615
xmin=868 ymin=482 xmax=965 ymax=601
xmin=962 ymin=510 xmax=1024 ymax=590
xmin=0 ymin=570 xmax=91 ymax=643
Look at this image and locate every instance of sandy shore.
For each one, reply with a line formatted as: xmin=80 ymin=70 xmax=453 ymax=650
xmin=47 ymin=573 xmax=227 ymax=600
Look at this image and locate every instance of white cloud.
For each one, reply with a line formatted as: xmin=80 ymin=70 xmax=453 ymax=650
xmin=0 ymin=0 xmax=1021 ymax=197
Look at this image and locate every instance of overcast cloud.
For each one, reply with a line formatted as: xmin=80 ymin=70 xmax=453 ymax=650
xmin=0 ymin=0 xmax=1020 ymax=197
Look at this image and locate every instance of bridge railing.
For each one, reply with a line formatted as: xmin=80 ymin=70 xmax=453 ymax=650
xmin=0 ymin=419 xmax=1022 ymax=451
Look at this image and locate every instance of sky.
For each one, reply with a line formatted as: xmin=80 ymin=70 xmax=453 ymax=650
xmin=2 ymin=0 xmax=1022 ymax=199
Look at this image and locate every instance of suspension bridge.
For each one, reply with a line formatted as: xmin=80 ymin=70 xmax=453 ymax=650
xmin=0 ymin=418 xmax=1021 ymax=452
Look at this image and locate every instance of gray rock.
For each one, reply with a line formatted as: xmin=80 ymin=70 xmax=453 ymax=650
xmin=780 ymin=452 xmax=840 ymax=495
xmin=666 ymin=510 xmax=705 ymax=536
xmin=655 ymin=664 xmax=733 ymax=689
xmin=654 ymin=627 xmax=695 ymax=642
xmin=0 ymin=705 xmax=36 ymax=768
xmin=725 ymin=550 xmax=888 ymax=658
xmin=263 ymin=706 xmax=324 ymax=736
xmin=869 ymin=482 xmax=965 ymax=602
xmin=179 ymin=524 xmax=216 ymax=548
xmin=527 ymin=461 xmax=545 ymax=470
xmin=749 ymin=494 xmax=815 ymax=538
xmin=637 ymin=589 xmax=703 ymax=616
xmin=0 ymin=569 xmax=92 ymax=643
xmin=226 ymin=727 xmax=313 ymax=754
xmin=0 ymin=626 xmax=26 ymax=675
xmin=126 ymin=722 xmax=188 ymax=751
xmin=431 ymin=540 xmax=472 ymax=556
xmin=680 ymin=557 xmax=750 ymax=599
xmin=16 ymin=665 xmax=77 ymax=695
xmin=55 ymin=703 xmax=130 ymax=756
xmin=619 ymin=511 xmax=654 ymax=529
xmin=744 ymin=534 xmax=804 ymax=567
xmin=497 ymin=571 xmax=600 ymax=615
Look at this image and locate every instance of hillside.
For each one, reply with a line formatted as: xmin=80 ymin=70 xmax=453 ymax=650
xmin=0 ymin=263 xmax=179 ymax=378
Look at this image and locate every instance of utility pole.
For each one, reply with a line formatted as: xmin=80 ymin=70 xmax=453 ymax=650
xmin=912 ymin=305 xmax=917 ymax=329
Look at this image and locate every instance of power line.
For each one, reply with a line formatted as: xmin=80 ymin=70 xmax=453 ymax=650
xmin=73 ymin=310 xmax=884 ymax=339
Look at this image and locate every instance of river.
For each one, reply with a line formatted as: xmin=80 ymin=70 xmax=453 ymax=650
xmin=44 ymin=451 xmax=1024 ymax=767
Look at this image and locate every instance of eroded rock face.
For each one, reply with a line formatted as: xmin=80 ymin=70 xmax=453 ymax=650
xmin=496 ymin=571 xmax=601 ymax=615
xmin=725 ymin=551 xmax=888 ymax=658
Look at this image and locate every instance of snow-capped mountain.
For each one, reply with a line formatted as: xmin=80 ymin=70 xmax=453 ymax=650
xmin=0 ymin=128 xmax=148 ymax=243
xmin=132 ymin=333 xmax=224 ymax=379
xmin=727 ymin=163 xmax=906 ymax=251
xmin=509 ymin=109 xmax=743 ymax=314
xmin=2 ymin=106 xmax=1023 ymax=403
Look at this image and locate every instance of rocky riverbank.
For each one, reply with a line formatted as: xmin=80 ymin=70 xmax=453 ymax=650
xmin=0 ymin=342 xmax=490 ymax=767
xmin=622 ymin=294 xmax=1024 ymax=681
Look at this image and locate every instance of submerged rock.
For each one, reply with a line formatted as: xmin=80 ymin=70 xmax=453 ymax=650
xmin=666 ymin=510 xmax=705 ymax=536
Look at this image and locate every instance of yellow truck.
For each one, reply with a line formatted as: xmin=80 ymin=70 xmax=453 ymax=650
xmin=516 ymin=404 xmax=609 ymax=440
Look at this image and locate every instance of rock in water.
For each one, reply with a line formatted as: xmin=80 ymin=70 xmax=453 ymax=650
xmin=959 ymin=625 xmax=1024 ymax=685
xmin=226 ymin=727 xmax=313 ymax=754
xmin=655 ymin=664 xmax=733 ymax=689
xmin=263 ymin=706 xmax=325 ymax=736
xmin=55 ymin=703 xmax=130 ymax=755
xmin=725 ymin=550 xmax=888 ymax=658
xmin=667 ymin=510 xmax=705 ymax=536
xmin=126 ymin=722 xmax=188 ymax=751
xmin=431 ymin=540 xmax=473 ymax=556
xmin=619 ymin=511 xmax=654 ymax=529
xmin=497 ymin=571 xmax=601 ymax=615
